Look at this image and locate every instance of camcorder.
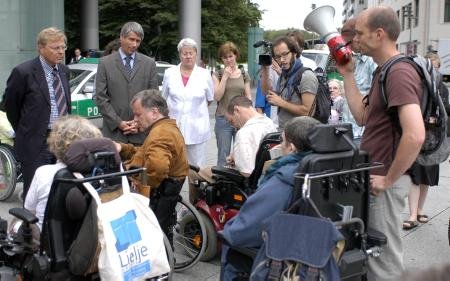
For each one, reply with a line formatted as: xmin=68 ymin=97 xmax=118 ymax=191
xmin=253 ymin=40 xmax=273 ymax=66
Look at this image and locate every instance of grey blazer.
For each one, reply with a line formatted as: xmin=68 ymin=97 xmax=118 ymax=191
xmin=95 ymin=51 xmax=158 ymax=144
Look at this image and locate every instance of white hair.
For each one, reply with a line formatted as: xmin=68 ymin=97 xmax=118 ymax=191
xmin=177 ymin=38 xmax=197 ymax=53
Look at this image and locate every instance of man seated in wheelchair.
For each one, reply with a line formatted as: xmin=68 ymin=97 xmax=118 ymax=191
xmin=113 ymin=89 xmax=188 ymax=245
xmin=220 ymin=116 xmax=320 ymax=280
xmin=24 ymin=115 xmax=103 ymax=232
xmin=189 ymin=95 xmax=277 ymax=203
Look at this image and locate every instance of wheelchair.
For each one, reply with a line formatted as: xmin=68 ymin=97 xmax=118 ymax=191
xmin=221 ymin=123 xmax=387 ymax=280
xmin=189 ymin=132 xmax=282 ymax=261
xmin=0 ymin=142 xmax=22 ymax=201
xmin=0 ymin=150 xmax=174 ymax=280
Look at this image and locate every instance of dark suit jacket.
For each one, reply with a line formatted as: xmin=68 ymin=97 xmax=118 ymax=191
xmin=95 ymin=51 xmax=158 ymax=144
xmin=4 ymin=57 xmax=71 ymax=164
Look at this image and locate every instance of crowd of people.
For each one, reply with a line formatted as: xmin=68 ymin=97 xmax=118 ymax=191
xmin=1 ymin=5 xmax=449 ymax=281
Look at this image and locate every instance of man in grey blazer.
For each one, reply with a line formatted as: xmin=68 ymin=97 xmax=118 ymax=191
xmin=95 ymin=21 xmax=158 ymax=144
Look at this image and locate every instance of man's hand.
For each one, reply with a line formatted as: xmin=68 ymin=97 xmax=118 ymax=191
xmin=369 ymin=175 xmax=392 ymax=196
xmin=225 ymin=155 xmax=235 ymax=168
xmin=112 ymin=141 xmax=122 ymax=152
xmin=336 ymin=56 xmax=356 ymax=77
xmin=266 ymin=90 xmax=284 ymax=107
xmin=271 ymin=60 xmax=282 ymax=75
xmin=119 ymin=120 xmax=139 ymax=135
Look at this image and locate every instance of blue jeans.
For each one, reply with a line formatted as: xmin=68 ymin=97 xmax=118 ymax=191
xmin=214 ymin=116 xmax=236 ymax=167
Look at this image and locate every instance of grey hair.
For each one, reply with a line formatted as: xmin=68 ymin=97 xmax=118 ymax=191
xmin=131 ymin=89 xmax=169 ymax=117
xmin=177 ymin=38 xmax=197 ymax=53
xmin=284 ymin=116 xmax=320 ymax=151
xmin=120 ymin=22 xmax=144 ymax=40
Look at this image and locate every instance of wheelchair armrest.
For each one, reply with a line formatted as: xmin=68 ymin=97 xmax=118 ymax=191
xmin=9 ymin=208 xmax=38 ymax=225
xmin=211 ymin=166 xmax=245 ymax=184
xmin=189 ymin=164 xmax=200 ymax=173
xmin=367 ymin=228 xmax=387 ymax=247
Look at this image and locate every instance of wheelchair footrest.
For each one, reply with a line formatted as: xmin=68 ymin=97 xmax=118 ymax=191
xmin=339 ymin=249 xmax=368 ymax=280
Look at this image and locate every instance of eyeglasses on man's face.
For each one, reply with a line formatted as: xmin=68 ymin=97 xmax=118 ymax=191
xmin=47 ymin=45 xmax=67 ymax=52
xmin=273 ymin=51 xmax=291 ymax=62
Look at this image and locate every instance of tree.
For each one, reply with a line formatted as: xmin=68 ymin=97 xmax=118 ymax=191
xmin=64 ymin=0 xmax=261 ymax=64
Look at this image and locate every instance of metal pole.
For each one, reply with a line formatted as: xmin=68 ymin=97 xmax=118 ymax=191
xmin=179 ymin=0 xmax=202 ymax=64
xmin=81 ymin=0 xmax=99 ymax=52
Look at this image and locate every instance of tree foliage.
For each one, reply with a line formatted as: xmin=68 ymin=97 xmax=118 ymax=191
xmin=64 ymin=0 xmax=261 ymax=64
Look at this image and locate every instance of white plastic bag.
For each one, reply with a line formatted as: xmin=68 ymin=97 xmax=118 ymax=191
xmin=74 ymin=171 xmax=170 ymax=280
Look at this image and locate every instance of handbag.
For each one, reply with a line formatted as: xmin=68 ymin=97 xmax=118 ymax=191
xmin=74 ymin=170 xmax=170 ymax=280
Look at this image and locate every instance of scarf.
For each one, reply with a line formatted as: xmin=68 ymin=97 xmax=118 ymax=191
xmin=276 ymin=58 xmax=304 ymax=101
xmin=259 ymin=150 xmax=311 ymax=186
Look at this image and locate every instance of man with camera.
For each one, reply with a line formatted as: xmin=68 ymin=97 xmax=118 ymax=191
xmin=260 ymin=36 xmax=318 ymax=130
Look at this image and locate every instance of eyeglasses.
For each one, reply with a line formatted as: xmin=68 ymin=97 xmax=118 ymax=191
xmin=273 ymin=51 xmax=291 ymax=62
xmin=47 ymin=45 xmax=67 ymax=52
xmin=181 ymin=51 xmax=195 ymax=58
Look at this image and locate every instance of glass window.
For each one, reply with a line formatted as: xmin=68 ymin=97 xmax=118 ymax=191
xmin=445 ymin=0 xmax=450 ymax=22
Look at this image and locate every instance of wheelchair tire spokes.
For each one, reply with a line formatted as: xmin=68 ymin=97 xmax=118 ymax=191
xmin=0 ymin=145 xmax=19 ymax=201
xmin=172 ymin=198 xmax=206 ymax=272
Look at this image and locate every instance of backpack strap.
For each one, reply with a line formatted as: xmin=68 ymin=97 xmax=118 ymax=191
xmin=379 ymin=54 xmax=427 ymax=113
xmin=293 ymin=67 xmax=317 ymax=117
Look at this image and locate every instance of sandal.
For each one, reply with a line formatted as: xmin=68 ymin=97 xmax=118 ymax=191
xmin=403 ymin=220 xmax=419 ymax=230
xmin=417 ymin=214 xmax=429 ymax=223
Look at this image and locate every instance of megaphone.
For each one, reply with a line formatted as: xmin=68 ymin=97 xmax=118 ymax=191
xmin=304 ymin=5 xmax=352 ymax=65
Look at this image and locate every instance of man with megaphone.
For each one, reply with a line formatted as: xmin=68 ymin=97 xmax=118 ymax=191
xmin=335 ymin=6 xmax=425 ymax=281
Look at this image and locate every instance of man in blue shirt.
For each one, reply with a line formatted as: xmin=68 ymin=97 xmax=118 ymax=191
xmin=341 ymin=18 xmax=377 ymax=141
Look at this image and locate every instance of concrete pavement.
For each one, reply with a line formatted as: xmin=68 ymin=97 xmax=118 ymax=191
xmin=0 ymin=103 xmax=449 ymax=280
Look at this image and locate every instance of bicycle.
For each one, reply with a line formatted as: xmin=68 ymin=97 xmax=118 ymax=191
xmin=0 ymin=143 xmax=22 ymax=201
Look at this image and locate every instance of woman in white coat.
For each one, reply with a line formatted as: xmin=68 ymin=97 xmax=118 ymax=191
xmin=162 ymin=38 xmax=214 ymax=167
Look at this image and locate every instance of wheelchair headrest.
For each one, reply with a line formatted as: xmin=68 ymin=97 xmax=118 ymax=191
xmin=64 ymin=137 xmax=121 ymax=173
xmin=308 ymin=123 xmax=354 ymax=153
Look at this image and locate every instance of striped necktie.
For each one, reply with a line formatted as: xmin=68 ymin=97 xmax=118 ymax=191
xmin=124 ymin=56 xmax=132 ymax=77
xmin=52 ymin=68 xmax=67 ymax=116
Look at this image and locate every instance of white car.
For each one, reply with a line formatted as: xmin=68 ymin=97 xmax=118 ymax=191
xmin=68 ymin=58 xmax=175 ymax=119
xmin=302 ymin=46 xmax=342 ymax=81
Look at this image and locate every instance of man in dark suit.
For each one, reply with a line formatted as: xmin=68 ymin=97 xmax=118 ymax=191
xmin=4 ymin=27 xmax=71 ymax=200
xmin=95 ymin=21 xmax=158 ymax=145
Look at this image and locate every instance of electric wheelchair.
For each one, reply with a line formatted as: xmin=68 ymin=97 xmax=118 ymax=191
xmin=0 ymin=143 xmax=174 ymax=280
xmin=220 ymin=123 xmax=387 ymax=280
xmin=189 ymin=132 xmax=282 ymax=260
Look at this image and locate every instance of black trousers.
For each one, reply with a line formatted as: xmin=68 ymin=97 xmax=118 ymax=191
xmin=21 ymin=147 xmax=56 ymax=201
xmin=149 ymin=178 xmax=184 ymax=245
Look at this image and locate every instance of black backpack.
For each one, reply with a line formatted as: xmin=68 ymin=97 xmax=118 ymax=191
xmin=294 ymin=67 xmax=331 ymax=124
xmin=379 ymin=54 xmax=450 ymax=166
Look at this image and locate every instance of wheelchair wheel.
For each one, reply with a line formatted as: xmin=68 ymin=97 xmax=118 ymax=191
xmin=198 ymin=212 xmax=218 ymax=261
xmin=0 ymin=145 xmax=18 ymax=201
xmin=173 ymin=198 xmax=206 ymax=271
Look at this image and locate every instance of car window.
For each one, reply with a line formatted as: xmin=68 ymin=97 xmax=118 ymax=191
xmin=156 ymin=66 xmax=171 ymax=86
xmin=302 ymin=53 xmax=328 ymax=71
xmin=69 ymin=70 xmax=91 ymax=93
xmin=81 ymin=75 xmax=95 ymax=95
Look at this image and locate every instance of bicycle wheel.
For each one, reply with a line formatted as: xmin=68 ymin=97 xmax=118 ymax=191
xmin=173 ymin=197 xmax=206 ymax=271
xmin=0 ymin=145 xmax=18 ymax=201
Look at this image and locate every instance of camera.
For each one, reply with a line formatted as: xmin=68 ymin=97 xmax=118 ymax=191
xmin=253 ymin=40 xmax=272 ymax=66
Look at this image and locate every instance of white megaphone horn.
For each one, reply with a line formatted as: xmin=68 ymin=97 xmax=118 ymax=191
xmin=304 ymin=5 xmax=352 ymax=65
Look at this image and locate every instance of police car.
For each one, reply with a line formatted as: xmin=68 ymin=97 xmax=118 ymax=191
xmin=68 ymin=58 xmax=174 ymax=120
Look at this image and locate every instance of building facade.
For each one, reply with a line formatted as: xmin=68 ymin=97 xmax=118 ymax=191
xmin=0 ymin=0 xmax=64 ymax=95
xmin=344 ymin=0 xmax=450 ymax=56
xmin=342 ymin=0 xmax=368 ymax=23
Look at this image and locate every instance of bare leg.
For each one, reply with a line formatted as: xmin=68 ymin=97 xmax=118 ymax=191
xmin=407 ymin=183 xmax=420 ymax=222
xmin=417 ymin=184 xmax=429 ymax=218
